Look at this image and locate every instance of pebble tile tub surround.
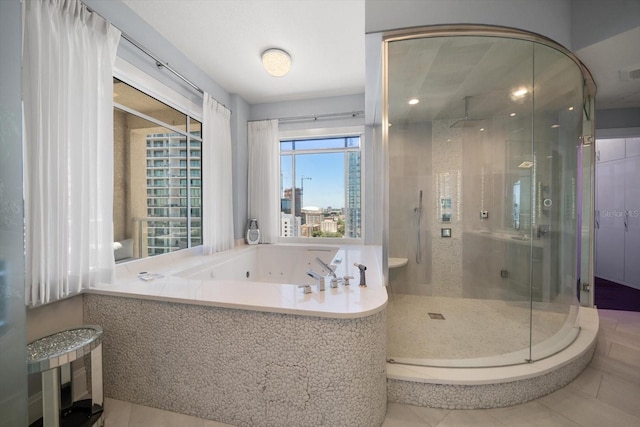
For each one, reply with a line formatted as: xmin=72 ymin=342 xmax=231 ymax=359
xmin=83 ymin=244 xmax=388 ymax=427
xmin=84 ymin=295 xmax=387 ymax=427
xmin=388 ymin=345 xmax=594 ymax=409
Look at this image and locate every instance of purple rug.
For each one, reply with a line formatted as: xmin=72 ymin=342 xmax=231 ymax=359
xmin=595 ymin=277 xmax=640 ymax=312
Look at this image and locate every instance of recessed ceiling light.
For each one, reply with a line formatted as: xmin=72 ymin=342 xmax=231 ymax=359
xmin=510 ymin=112 xmax=516 ymax=117
xmin=480 ymin=128 xmax=485 ymax=132
xmin=510 ymin=88 xmax=529 ymax=101
xmin=262 ymin=48 xmax=291 ymax=77
xmin=551 ymin=124 xmax=560 ymax=128
xmin=568 ymin=106 xmax=574 ymax=111
xmin=408 ymin=98 xmax=419 ymax=105
xmin=512 ymin=88 xmax=528 ymax=98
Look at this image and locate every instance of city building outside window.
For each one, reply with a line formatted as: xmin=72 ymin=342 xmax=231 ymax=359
xmin=113 ymin=78 xmax=202 ymax=260
xmin=279 ymin=128 xmax=363 ymax=240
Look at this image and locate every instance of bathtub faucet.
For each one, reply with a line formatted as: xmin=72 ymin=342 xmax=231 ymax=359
xmin=315 ymin=257 xmax=340 ymax=287
xmin=315 ymin=257 xmax=336 ymax=278
xmin=353 ymin=263 xmax=367 ymax=287
xmin=306 ymin=270 xmax=326 ymax=291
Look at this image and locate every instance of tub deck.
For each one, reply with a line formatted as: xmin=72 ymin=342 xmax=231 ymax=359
xmin=88 ymin=243 xmax=387 ymax=319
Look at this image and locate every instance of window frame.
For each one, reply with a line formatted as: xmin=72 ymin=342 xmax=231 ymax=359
xmin=112 ymin=67 xmax=203 ymax=259
xmin=278 ymin=126 xmax=365 ymax=244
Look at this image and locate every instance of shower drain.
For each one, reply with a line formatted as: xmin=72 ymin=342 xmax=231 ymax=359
xmin=428 ymin=312 xmax=446 ymax=320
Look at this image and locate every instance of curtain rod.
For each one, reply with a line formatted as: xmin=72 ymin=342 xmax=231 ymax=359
xmin=86 ymin=4 xmax=230 ymax=112
xmin=248 ymin=111 xmax=364 ymax=123
xmin=120 ymin=33 xmax=203 ymax=95
xmin=118 ymin=32 xmax=231 ymax=113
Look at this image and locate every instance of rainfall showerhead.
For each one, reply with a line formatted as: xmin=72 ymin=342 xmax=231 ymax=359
xmin=450 ymin=96 xmax=485 ymax=128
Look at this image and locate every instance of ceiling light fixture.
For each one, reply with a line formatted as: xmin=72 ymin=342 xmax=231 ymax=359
xmin=262 ymin=48 xmax=291 ymax=77
xmin=510 ymin=112 xmax=516 ymax=117
xmin=568 ymin=106 xmax=574 ymax=111
xmin=551 ymin=124 xmax=560 ymax=128
xmin=408 ymin=98 xmax=420 ymax=105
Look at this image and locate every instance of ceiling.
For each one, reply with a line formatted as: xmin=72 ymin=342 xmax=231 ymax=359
xmin=387 ymin=36 xmax=584 ymax=125
xmin=575 ymin=26 xmax=640 ymax=110
xmin=120 ymin=0 xmax=640 ymax=110
xmin=121 ymin=0 xmax=365 ymax=105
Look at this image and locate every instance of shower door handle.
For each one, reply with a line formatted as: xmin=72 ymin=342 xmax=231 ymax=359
xmin=595 ymin=210 xmax=599 ymax=229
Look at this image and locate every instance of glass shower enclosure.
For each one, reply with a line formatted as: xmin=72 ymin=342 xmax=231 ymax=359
xmin=383 ymin=26 xmax=596 ymax=367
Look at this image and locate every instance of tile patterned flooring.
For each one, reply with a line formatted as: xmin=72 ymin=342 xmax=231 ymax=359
xmin=103 ymin=309 xmax=640 ymax=427
xmin=387 ymin=295 xmax=568 ymax=359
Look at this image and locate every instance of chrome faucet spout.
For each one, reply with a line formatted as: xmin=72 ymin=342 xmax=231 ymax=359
xmin=315 ymin=257 xmax=336 ymax=278
xmin=306 ymin=270 xmax=326 ymax=291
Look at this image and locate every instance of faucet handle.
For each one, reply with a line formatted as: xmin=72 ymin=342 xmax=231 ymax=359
xmin=330 ymin=277 xmax=340 ymax=288
xmin=297 ymin=284 xmax=311 ymax=294
xmin=343 ymin=275 xmax=354 ymax=286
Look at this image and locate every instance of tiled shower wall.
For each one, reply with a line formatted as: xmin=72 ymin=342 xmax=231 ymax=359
xmin=388 ymin=122 xmax=432 ymax=295
xmin=388 ymin=119 xmax=510 ymax=297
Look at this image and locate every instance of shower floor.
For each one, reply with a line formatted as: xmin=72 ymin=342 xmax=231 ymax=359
xmin=386 ymin=293 xmax=570 ymax=361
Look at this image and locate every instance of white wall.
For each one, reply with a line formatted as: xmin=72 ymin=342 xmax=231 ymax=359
xmin=231 ymin=94 xmax=251 ymax=239
xmin=571 ymin=0 xmax=640 ymax=50
xmin=250 ymin=94 xmax=365 ymax=132
xmin=597 ymin=108 xmax=640 ymax=130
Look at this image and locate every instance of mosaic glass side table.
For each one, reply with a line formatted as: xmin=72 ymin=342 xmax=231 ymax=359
xmin=27 ymin=325 xmax=104 ymax=427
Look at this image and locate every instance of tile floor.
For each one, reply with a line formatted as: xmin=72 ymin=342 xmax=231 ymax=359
xmin=387 ymin=294 xmax=568 ymax=359
xmin=102 ymin=309 xmax=640 ymax=427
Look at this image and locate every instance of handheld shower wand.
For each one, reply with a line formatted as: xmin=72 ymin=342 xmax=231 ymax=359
xmin=353 ymin=263 xmax=367 ymax=287
xmin=414 ymin=190 xmax=423 ymax=264
xmin=315 ymin=257 xmax=336 ymax=278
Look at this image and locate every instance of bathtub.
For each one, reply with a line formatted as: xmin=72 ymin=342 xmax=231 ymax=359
xmin=176 ymin=244 xmax=341 ymax=284
xmin=84 ymin=243 xmax=388 ymax=427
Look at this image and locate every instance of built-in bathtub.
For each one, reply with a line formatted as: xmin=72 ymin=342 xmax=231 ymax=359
xmin=84 ymin=242 xmax=598 ymax=424
xmin=84 ymin=244 xmax=388 ymax=427
xmin=176 ymin=244 xmax=340 ymax=283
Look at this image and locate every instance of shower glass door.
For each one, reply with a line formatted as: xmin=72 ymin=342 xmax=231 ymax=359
xmin=384 ymin=28 xmax=590 ymax=367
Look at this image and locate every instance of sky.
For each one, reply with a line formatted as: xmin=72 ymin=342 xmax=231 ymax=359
xmin=281 ymin=152 xmax=345 ymax=209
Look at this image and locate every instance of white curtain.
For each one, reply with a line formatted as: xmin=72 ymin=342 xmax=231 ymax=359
xmin=23 ymin=0 xmax=121 ymax=306
xmin=202 ymin=93 xmax=235 ymax=254
xmin=247 ymin=120 xmax=280 ymax=243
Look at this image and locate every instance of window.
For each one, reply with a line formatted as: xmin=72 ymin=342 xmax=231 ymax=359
xmin=113 ymin=78 xmax=202 ymax=260
xmin=279 ymin=130 xmax=362 ymax=239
